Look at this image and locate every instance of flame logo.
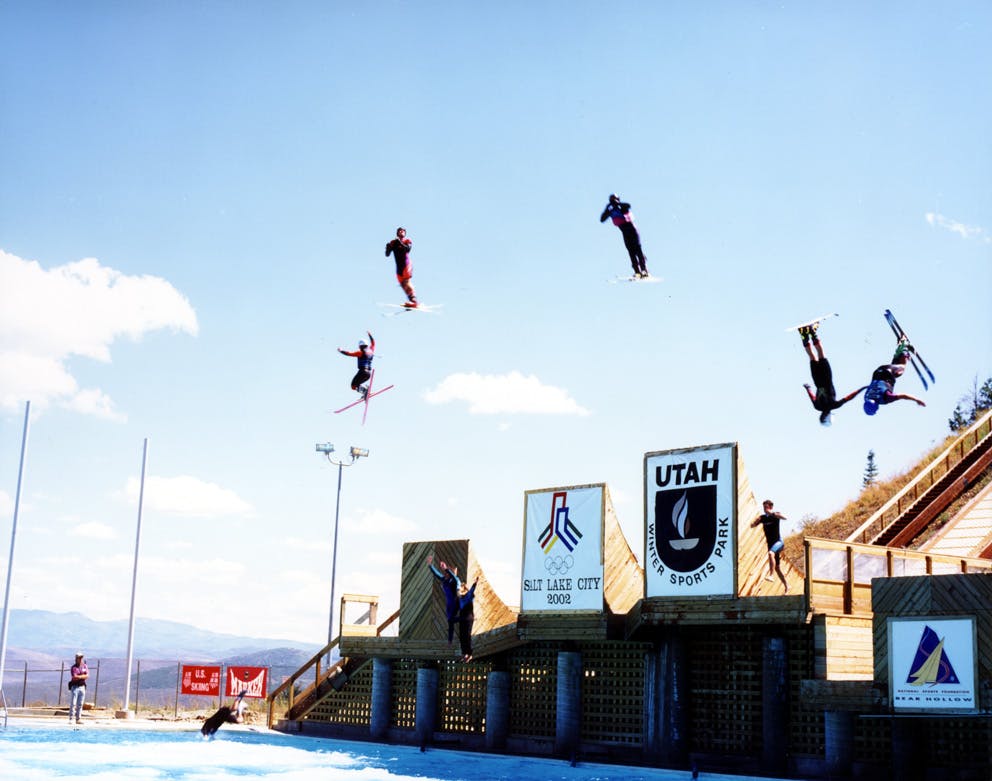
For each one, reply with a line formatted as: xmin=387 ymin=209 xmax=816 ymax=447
xmin=669 ymin=491 xmax=699 ymax=550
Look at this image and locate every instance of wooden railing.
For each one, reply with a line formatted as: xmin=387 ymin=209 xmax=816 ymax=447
xmin=266 ymin=606 xmax=399 ymax=728
xmin=805 ymin=537 xmax=992 ymax=616
xmin=847 ymin=409 xmax=992 ymax=545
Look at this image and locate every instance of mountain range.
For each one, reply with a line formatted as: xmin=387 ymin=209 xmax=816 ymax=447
xmin=3 ymin=609 xmax=321 ymax=664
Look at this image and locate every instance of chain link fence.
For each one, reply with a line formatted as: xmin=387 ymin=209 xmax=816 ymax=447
xmin=1 ymin=659 xmax=300 ymax=716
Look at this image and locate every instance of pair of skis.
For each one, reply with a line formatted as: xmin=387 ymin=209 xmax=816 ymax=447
xmin=333 ymin=369 xmax=393 ymax=425
xmin=787 ymin=310 xmax=936 ymax=391
xmin=884 ymin=309 xmax=935 ymax=391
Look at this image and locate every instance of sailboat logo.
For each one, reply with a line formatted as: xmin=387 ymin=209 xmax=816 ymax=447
xmin=906 ymin=625 xmax=960 ymax=686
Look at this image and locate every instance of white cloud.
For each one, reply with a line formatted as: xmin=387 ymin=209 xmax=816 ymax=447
xmin=121 ymin=475 xmax=253 ymax=518
xmin=347 ymin=507 xmax=419 ymax=535
xmin=0 ymin=490 xmax=12 ymax=518
xmin=423 ymin=371 xmax=591 ymax=415
xmin=925 ymin=212 xmax=991 ymax=243
xmin=70 ymin=521 xmax=117 ymax=540
xmin=0 ymin=251 xmax=198 ymax=417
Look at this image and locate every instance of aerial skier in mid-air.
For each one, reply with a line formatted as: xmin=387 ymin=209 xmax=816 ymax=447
xmin=600 ymin=193 xmax=650 ymax=278
xmin=337 ymin=331 xmax=375 ymax=399
xmin=385 ymin=227 xmax=417 ymax=308
xmin=797 ymin=320 xmax=867 ymax=426
xmin=862 ymin=313 xmax=930 ymax=416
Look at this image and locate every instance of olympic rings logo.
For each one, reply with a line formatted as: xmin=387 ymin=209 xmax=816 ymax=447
xmin=544 ymin=554 xmax=574 ymax=576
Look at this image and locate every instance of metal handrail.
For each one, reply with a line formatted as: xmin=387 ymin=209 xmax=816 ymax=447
xmin=847 ymin=409 xmax=992 ymax=544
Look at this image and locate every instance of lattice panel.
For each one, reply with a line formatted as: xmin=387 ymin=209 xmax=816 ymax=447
xmin=783 ymin=627 xmax=823 ymax=757
xmin=687 ymin=626 xmax=761 ymax=755
xmin=438 ymin=659 xmax=491 ymax=734
xmin=307 ymin=661 xmax=372 ymax=727
xmin=578 ymin=641 xmax=649 ymax=745
xmin=508 ymin=642 xmax=558 ymax=738
xmin=923 ymin=717 xmax=992 ymax=772
xmin=390 ymin=659 xmax=418 ymax=729
xmin=855 ymin=717 xmax=890 ymax=764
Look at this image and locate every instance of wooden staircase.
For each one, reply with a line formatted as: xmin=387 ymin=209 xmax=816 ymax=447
xmin=848 ymin=410 xmax=992 ymax=549
xmin=266 ymin=605 xmax=398 ymax=728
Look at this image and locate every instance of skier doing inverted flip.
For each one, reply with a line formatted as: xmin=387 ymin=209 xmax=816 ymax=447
xmin=600 ymin=194 xmax=649 ymax=278
xmin=862 ymin=337 xmax=926 ymax=416
xmin=338 ymin=331 xmax=375 ymax=399
xmin=798 ymin=322 xmax=867 ymax=426
xmin=385 ymin=227 xmax=417 ymax=307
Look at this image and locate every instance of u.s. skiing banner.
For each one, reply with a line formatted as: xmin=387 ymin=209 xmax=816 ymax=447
xmin=644 ymin=443 xmax=736 ymax=597
xmin=888 ymin=617 xmax=977 ymax=712
xmin=522 ymin=485 xmax=604 ymax=612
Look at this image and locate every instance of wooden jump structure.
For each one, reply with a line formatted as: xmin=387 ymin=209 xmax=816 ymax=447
xmin=267 ymin=441 xmax=992 ymax=780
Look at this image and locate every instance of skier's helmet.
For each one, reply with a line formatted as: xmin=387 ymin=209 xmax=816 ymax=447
xmin=358 ymin=339 xmax=368 ymax=348
xmin=863 ymin=399 xmax=879 ymax=416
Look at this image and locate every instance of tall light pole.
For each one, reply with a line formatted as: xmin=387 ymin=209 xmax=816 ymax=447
xmin=0 ymin=400 xmax=31 ymax=717
xmin=315 ymin=443 xmax=368 ymax=654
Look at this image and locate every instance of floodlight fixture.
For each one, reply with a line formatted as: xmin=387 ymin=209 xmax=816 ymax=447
xmin=315 ymin=442 xmax=335 ymax=455
xmin=349 ymin=446 xmax=369 ymax=459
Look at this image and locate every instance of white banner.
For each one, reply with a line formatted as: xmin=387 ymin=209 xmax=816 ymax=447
xmin=644 ymin=443 xmax=736 ymax=597
xmin=889 ymin=617 xmax=977 ymax=712
xmin=522 ymin=485 xmax=603 ymax=611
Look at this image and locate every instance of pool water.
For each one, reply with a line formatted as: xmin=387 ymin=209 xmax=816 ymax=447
xmin=0 ymin=721 xmax=792 ymax=780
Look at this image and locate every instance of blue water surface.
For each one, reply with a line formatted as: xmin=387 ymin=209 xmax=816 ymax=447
xmin=0 ymin=721 xmax=789 ymax=781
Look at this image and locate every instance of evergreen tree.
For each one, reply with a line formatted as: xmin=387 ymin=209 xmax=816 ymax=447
xmin=863 ymin=450 xmax=879 ymax=489
xmin=948 ymin=375 xmax=992 ymax=432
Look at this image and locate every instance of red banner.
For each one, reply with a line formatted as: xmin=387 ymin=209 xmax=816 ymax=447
xmin=180 ymin=665 xmax=221 ymax=696
xmin=227 ymin=665 xmax=268 ymax=698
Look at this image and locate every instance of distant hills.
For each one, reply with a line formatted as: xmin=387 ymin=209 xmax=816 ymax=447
xmin=3 ymin=609 xmax=321 ymax=664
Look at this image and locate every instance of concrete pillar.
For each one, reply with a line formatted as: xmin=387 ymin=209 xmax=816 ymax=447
xmin=414 ymin=665 xmax=439 ymax=747
xmin=663 ymin=632 xmax=689 ymax=765
xmin=823 ymin=710 xmax=854 ymax=776
xmin=761 ymin=635 xmax=789 ymax=775
xmin=369 ymin=657 xmax=392 ymax=740
xmin=485 ymin=670 xmax=510 ymax=750
xmin=555 ymin=650 xmax=582 ymax=758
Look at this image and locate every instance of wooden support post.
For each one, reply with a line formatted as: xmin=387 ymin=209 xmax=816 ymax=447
xmin=663 ymin=632 xmax=689 ymax=765
xmin=823 ymin=710 xmax=854 ymax=776
xmin=555 ymin=650 xmax=582 ymax=759
xmin=414 ymin=665 xmax=438 ymax=748
xmin=485 ymin=670 xmax=510 ymax=751
xmin=761 ymin=635 xmax=788 ymax=775
xmin=370 ymin=658 xmax=392 ymax=740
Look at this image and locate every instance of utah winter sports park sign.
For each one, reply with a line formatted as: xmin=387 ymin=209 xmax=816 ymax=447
xmin=644 ymin=443 xmax=737 ymax=597
xmin=521 ymin=485 xmax=604 ymax=612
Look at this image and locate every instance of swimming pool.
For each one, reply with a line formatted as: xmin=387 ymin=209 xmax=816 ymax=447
xmin=0 ymin=721 xmax=790 ymax=780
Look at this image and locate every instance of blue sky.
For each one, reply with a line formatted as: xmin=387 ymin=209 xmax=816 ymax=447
xmin=2 ymin=2 xmax=990 ymax=645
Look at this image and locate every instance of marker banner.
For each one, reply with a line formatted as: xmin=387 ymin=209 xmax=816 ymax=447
xmin=522 ymin=485 xmax=604 ymax=612
xmin=645 ymin=443 xmax=736 ymax=597
xmin=180 ymin=665 xmax=221 ymax=696
xmin=227 ymin=665 xmax=268 ymax=698
xmin=888 ymin=617 xmax=977 ymax=712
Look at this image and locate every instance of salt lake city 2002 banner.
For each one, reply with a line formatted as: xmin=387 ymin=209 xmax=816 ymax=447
xmin=522 ymin=485 xmax=604 ymax=612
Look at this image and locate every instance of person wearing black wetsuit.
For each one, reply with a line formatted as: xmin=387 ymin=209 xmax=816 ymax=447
xmin=750 ymin=500 xmax=788 ymax=591
xmin=426 ymin=553 xmax=461 ymax=644
xmin=799 ymin=322 xmax=867 ymax=426
xmin=457 ymin=579 xmax=478 ymax=662
xmin=600 ymin=194 xmax=649 ymax=277
xmin=337 ymin=331 xmax=375 ymax=398
xmin=385 ymin=227 xmax=417 ymax=307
